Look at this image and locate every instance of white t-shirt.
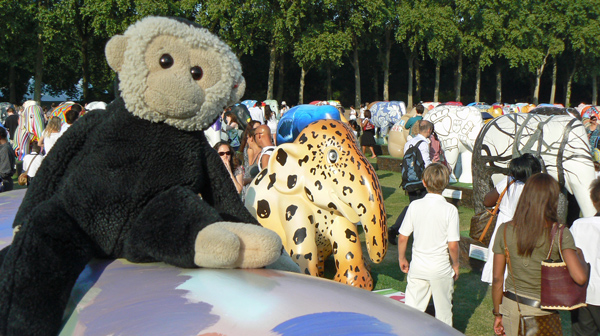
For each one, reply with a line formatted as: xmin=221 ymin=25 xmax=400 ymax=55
xmin=480 ymin=176 xmax=526 ymax=283
xmin=258 ymin=146 xmax=276 ymax=170
xmin=249 ymin=107 xmax=265 ymax=124
xmin=43 ymin=132 xmax=62 ymax=154
xmin=399 ymin=193 xmax=460 ymax=279
xmin=266 ymin=114 xmax=278 ymax=135
xmin=571 ymin=216 xmax=600 ymax=305
xmin=404 ymin=134 xmax=432 ymax=168
xmin=22 ymin=152 xmax=44 ymax=177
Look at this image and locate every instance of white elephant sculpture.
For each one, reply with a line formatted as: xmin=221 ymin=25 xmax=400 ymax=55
xmin=424 ymin=105 xmax=484 ymax=184
xmin=472 ymin=113 xmax=596 ymax=221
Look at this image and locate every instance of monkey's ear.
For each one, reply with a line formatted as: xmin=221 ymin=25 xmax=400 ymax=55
xmin=105 ymin=35 xmax=128 ymax=73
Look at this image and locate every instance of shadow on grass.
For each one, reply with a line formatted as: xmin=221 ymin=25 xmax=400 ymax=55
xmin=453 ymin=269 xmax=489 ymax=333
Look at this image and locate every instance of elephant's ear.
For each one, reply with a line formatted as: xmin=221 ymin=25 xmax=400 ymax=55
xmin=265 ymin=144 xmax=307 ymax=195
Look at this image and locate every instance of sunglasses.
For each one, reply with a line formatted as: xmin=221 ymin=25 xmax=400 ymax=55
xmin=218 ymin=151 xmax=233 ymax=156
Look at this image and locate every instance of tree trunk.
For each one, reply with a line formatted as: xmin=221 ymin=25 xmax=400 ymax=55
xmin=533 ymin=50 xmax=550 ymax=105
xmin=383 ymin=29 xmax=391 ymax=101
xmin=475 ymin=58 xmax=481 ymax=102
xmin=373 ymin=70 xmax=379 ymax=101
xmin=299 ymin=66 xmax=307 ymax=105
xmin=454 ymin=53 xmax=462 ymax=102
xmin=407 ymin=53 xmax=414 ymax=108
xmin=415 ymin=58 xmax=421 ymax=103
xmin=434 ymin=59 xmax=441 ymax=102
xmin=267 ymin=43 xmax=277 ymax=100
xmin=593 ymin=76 xmax=598 ymax=106
xmin=353 ymin=42 xmax=361 ymax=110
xmin=565 ymin=62 xmax=577 ymax=108
xmin=495 ymin=63 xmax=502 ymax=103
xmin=33 ymin=32 xmax=44 ymax=102
xmin=326 ymin=64 xmax=332 ymax=100
xmin=549 ymin=57 xmax=557 ymax=104
xmin=276 ymin=53 xmax=284 ymax=103
xmin=81 ymin=37 xmax=90 ymax=101
xmin=9 ymin=65 xmax=16 ymax=104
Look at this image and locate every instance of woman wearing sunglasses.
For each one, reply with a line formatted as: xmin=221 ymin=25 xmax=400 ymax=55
xmin=213 ymin=141 xmax=243 ymax=193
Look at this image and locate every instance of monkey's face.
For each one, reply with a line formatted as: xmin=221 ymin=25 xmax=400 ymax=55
xmin=144 ymin=35 xmax=221 ymax=120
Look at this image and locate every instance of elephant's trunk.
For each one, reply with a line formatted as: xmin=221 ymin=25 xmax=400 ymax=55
xmin=337 ymin=158 xmax=388 ymax=264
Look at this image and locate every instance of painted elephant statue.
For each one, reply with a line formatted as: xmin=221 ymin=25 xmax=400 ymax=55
xmin=15 ymin=101 xmax=45 ymax=160
xmin=276 ymin=104 xmax=341 ymax=145
xmin=472 ymin=113 xmax=596 ymax=223
xmin=370 ymin=101 xmax=407 ymax=139
xmin=529 ymin=106 xmax=581 ymax=120
xmin=245 ymin=119 xmax=387 ymax=290
xmin=424 ymin=105 xmax=484 ymax=184
xmin=387 ymin=106 xmax=430 ymax=158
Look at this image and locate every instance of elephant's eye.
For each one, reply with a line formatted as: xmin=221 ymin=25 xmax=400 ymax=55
xmin=327 ymin=149 xmax=338 ymax=163
xmin=159 ymin=54 xmax=174 ymax=69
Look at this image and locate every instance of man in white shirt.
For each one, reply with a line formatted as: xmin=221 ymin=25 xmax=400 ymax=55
xmin=249 ymin=104 xmax=265 ymax=125
xmin=22 ymin=143 xmax=44 ymax=185
xmin=389 ymin=120 xmax=434 ymax=244
xmin=571 ymin=178 xmax=600 ymax=335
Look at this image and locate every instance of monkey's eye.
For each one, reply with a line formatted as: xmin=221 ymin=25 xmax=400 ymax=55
xmin=159 ymin=54 xmax=174 ymax=69
xmin=327 ymin=149 xmax=338 ymax=163
xmin=190 ymin=66 xmax=203 ymax=80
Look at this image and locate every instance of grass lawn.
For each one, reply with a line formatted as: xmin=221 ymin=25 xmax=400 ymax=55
xmin=352 ymin=158 xmax=574 ymax=335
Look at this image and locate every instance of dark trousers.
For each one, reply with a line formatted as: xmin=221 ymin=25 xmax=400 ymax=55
xmin=1 ymin=176 xmax=13 ymax=192
xmin=572 ymin=304 xmax=600 ymax=336
xmin=390 ymin=188 xmax=428 ymax=233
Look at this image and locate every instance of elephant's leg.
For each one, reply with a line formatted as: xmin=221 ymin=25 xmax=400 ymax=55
xmin=328 ymin=217 xmax=373 ymax=290
xmin=443 ymin=142 xmax=460 ymax=183
xmin=281 ymin=204 xmax=320 ymax=276
xmin=316 ymin=235 xmax=333 ymax=277
xmin=0 ymin=199 xmax=94 ymax=336
xmin=458 ymin=149 xmax=473 ymax=184
xmin=564 ymin=160 xmax=597 ymax=218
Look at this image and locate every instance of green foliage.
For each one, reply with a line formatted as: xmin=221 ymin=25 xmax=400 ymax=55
xmin=2 ymin=0 xmax=600 ymax=105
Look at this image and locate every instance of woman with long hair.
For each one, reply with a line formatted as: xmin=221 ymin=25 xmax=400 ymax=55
xmin=223 ymin=111 xmax=241 ymax=151
xmin=264 ymin=104 xmax=278 ymax=143
xmin=240 ymin=120 xmax=261 ymax=201
xmin=38 ymin=116 xmax=62 ymax=154
xmin=491 ymin=173 xmax=588 ymax=336
xmin=213 ymin=141 xmax=243 ymax=193
xmin=360 ymin=109 xmax=377 ymax=158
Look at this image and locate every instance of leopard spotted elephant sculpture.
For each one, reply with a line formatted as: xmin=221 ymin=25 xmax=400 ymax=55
xmin=245 ymin=119 xmax=387 ymax=290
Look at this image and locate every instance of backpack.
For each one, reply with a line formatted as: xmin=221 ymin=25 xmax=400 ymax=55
xmin=401 ymin=140 xmax=426 ymax=192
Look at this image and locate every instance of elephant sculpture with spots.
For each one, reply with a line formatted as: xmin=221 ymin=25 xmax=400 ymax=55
xmin=472 ymin=113 xmax=596 ymax=224
xmin=244 ymin=119 xmax=387 ymax=290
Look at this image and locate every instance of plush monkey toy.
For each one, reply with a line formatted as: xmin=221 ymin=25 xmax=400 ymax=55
xmin=0 ymin=17 xmax=290 ymax=336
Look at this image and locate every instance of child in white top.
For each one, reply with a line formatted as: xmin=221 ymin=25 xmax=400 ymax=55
xmin=397 ymin=163 xmax=460 ymax=326
xmin=571 ymin=177 xmax=600 ymax=335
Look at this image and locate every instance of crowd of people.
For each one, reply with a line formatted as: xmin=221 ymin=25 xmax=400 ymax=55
xmin=3 ymin=97 xmax=600 ymax=335
xmin=0 ymin=102 xmax=83 ymax=191
xmin=383 ymin=106 xmax=598 ymax=335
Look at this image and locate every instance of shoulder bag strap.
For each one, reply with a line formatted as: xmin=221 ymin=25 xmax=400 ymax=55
xmin=504 ymin=224 xmax=523 ymax=315
xmin=23 ymin=154 xmax=40 ymax=175
xmin=479 ymin=180 xmax=515 ymax=243
xmin=545 ymin=223 xmax=559 ymax=260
